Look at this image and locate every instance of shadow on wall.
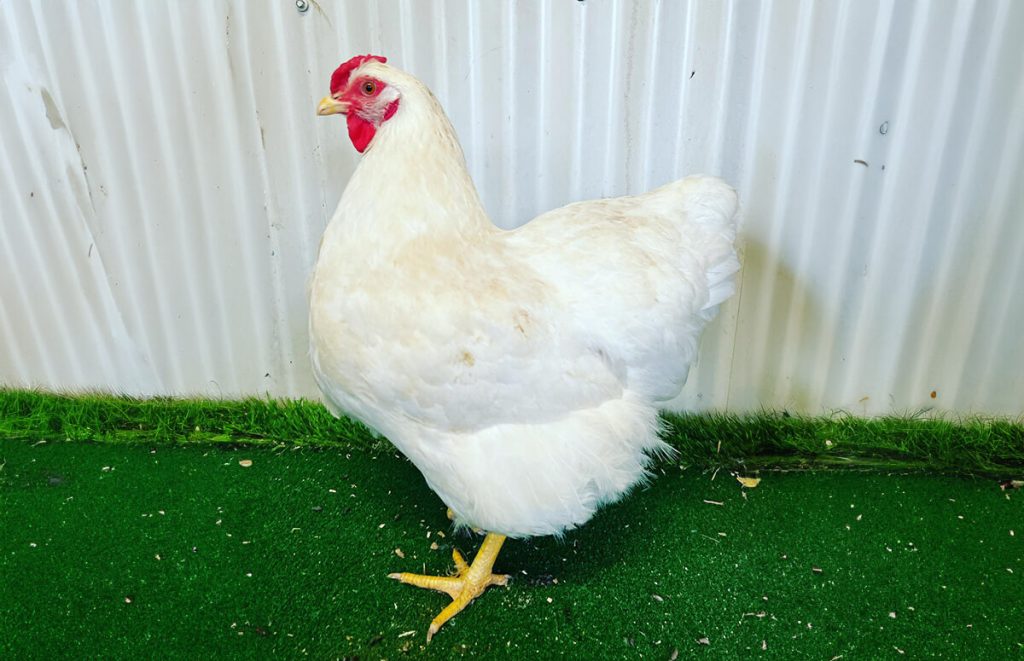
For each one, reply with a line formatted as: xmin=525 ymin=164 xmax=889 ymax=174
xmin=728 ymin=235 xmax=826 ymax=414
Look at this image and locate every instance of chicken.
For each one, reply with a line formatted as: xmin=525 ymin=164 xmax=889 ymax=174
xmin=309 ymin=54 xmax=740 ymax=640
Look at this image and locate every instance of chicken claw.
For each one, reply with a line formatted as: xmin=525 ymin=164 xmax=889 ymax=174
xmin=388 ymin=532 xmax=509 ymax=641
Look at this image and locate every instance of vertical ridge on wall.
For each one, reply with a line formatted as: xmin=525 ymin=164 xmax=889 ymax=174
xmin=1 ymin=0 xmax=1022 ymax=416
xmin=903 ymin=0 xmax=1005 ymax=405
xmin=868 ymin=0 xmax=974 ymax=408
xmin=810 ymin=0 xmax=894 ymax=412
xmin=722 ymin=0 xmax=771 ymax=411
xmin=965 ymin=59 xmax=1024 ymax=413
xmin=143 ymin=3 xmax=222 ymax=389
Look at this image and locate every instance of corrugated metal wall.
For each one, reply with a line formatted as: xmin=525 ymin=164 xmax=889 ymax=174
xmin=1 ymin=0 xmax=1022 ymax=415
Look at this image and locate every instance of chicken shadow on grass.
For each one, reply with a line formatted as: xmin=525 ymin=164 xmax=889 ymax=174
xmin=352 ymin=449 xmax=738 ymax=590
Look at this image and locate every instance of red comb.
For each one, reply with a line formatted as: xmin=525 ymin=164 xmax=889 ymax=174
xmin=330 ymin=54 xmax=387 ymax=93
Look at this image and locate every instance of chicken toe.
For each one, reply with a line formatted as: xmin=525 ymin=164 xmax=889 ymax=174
xmin=388 ymin=532 xmax=509 ymax=641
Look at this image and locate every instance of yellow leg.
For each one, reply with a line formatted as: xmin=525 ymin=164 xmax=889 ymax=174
xmin=389 ymin=532 xmax=509 ymax=641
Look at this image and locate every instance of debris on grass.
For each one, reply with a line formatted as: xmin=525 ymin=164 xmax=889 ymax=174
xmin=812 ymin=566 xmax=823 ymax=574
xmin=703 ymin=499 xmax=724 ymax=506
xmin=526 ymin=574 xmax=558 ymax=587
xmin=394 ymin=548 xmax=405 ymax=559
xmin=736 ymin=476 xmax=761 ymax=488
xmin=398 ymin=630 xmax=416 ymax=638
xmin=1000 ymin=480 xmax=1023 ymax=491
xmin=697 ymin=637 xmax=710 ymax=646
xmin=238 ymin=459 xmax=253 ymax=468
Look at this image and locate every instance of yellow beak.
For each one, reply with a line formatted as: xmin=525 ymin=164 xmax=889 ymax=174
xmin=317 ymin=96 xmax=349 ymax=116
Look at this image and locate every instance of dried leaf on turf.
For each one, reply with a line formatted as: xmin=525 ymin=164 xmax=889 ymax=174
xmin=737 ymin=476 xmax=761 ymax=488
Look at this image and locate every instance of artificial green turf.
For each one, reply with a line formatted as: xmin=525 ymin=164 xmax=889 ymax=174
xmin=2 ymin=391 xmax=1023 ymax=658
xmin=2 ymin=439 xmax=1022 ymax=659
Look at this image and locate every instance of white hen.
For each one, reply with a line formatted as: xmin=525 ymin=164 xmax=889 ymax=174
xmin=309 ymin=55 xmax=739 ymax=639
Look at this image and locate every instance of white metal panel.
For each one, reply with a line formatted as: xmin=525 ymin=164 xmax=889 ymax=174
xmin=1 ymin=0 xmax=1022 ymax=415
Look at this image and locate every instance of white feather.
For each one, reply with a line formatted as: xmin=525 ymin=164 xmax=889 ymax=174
xmin=309 ymin=61 xmax=740 ymax=537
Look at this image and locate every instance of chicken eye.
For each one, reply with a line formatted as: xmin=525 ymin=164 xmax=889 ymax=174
xmin=361 ymin=81 xmax=377 ymax=96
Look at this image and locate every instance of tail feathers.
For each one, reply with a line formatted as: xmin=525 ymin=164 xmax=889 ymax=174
xmin=676 ymin=175 xmax=741 ymax=319
xmin=702 ymin=251 xmax=741 ymax=317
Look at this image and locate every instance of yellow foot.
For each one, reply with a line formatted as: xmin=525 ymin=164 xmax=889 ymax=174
xmin=389 ymin=532 xmax=509 ymax=641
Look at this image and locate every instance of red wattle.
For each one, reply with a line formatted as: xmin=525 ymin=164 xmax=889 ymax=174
xmin=347 ymin=114 xmax=376 ymax=153
xmin=346 ymin=100 xmax=399 ymax=153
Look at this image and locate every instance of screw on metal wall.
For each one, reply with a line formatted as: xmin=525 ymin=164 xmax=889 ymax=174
xmin=295 ymin=0 xmax=309 ymax=14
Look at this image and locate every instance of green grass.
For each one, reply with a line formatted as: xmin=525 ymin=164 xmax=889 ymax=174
xmin=0 ymin=389 xmax=374 ymax=448
xmin=1 ymin=390 xmax=1023 ymax=658
xmin=2 ymin=389 xmax=1023 ymax=475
